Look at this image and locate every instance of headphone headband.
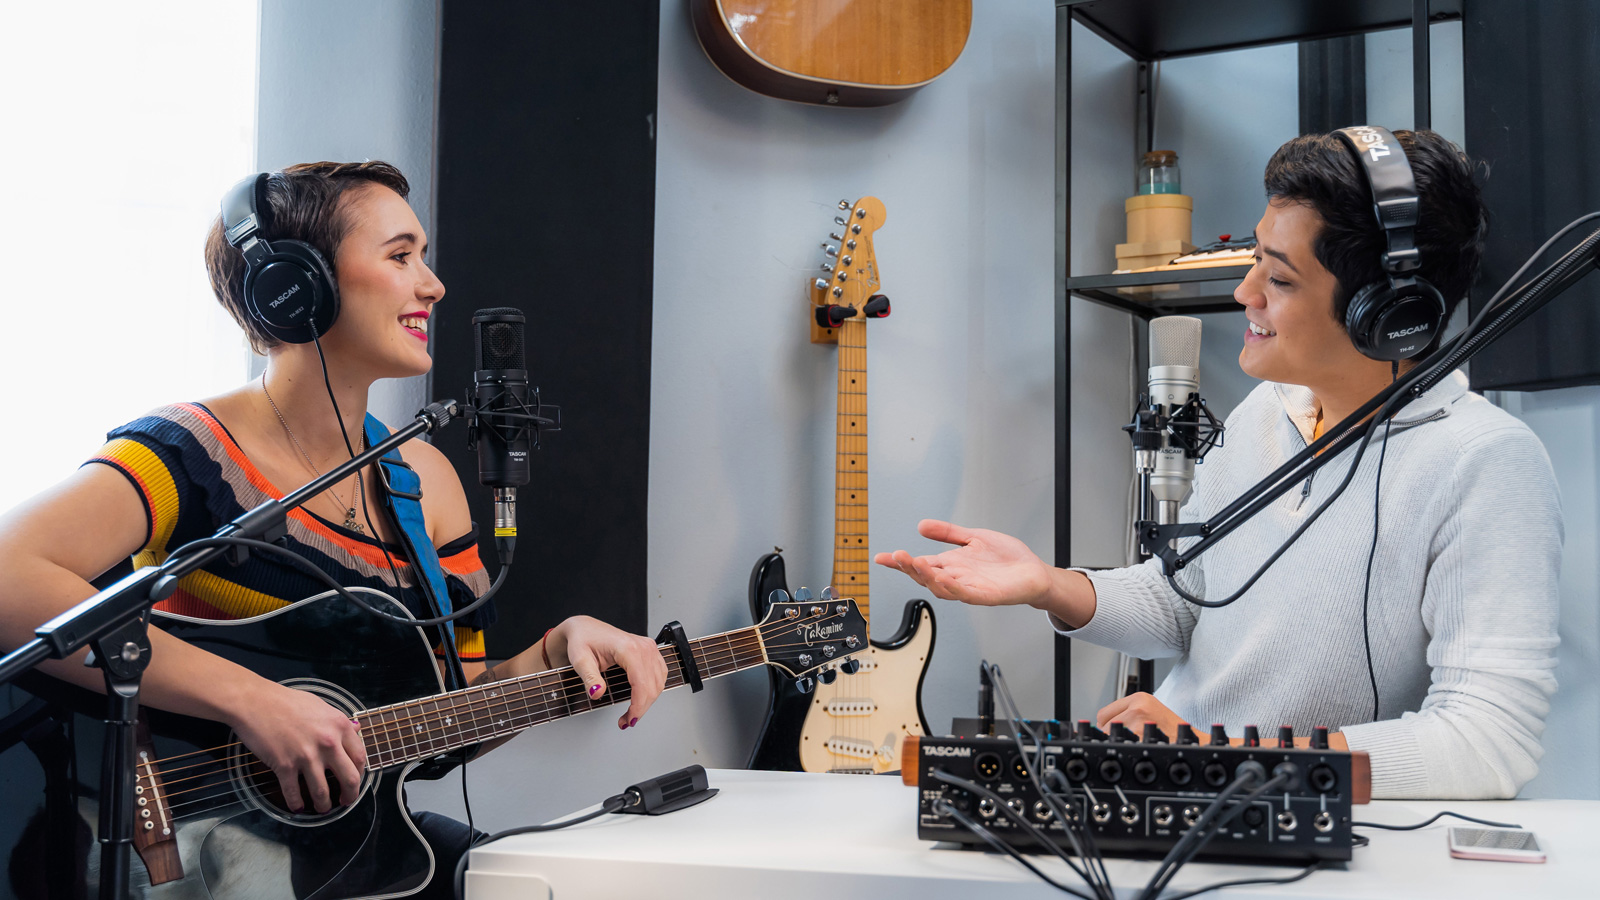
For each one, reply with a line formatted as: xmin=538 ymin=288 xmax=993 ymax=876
xmin=1333 ymin=126 xmax=1421 ymax=286
xmin=221 ymin=173 xmax=271 ymax=267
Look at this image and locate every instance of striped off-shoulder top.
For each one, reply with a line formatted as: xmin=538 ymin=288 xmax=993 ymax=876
xmin=85 ymin=402 xmax=496 ymax=662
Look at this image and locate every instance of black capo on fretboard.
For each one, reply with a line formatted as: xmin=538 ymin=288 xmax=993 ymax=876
xmin=656 ymin=620 xmax=703 ymax=692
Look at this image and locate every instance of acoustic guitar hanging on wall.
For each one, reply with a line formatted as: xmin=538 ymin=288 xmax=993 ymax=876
xmin=691 ymin=0 xmax=973 ymax=107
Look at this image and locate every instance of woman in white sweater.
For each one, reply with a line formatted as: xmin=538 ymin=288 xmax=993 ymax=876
xmin=878 ymin=129 xmax=1562 ymax=800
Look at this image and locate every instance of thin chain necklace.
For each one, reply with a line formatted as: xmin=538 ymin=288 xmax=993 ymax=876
xmin=261 ymin=372 xmax=365 ymax=534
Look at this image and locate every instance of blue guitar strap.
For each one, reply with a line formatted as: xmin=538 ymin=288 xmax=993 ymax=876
xmin=364 ymin=414 xmax=467 ymax=690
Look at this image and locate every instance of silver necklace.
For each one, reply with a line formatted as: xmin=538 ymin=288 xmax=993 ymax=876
xmin=261 ymin=373 xmax=364 ymax=533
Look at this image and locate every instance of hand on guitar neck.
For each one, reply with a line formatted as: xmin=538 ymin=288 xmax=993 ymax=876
xmin=875 ymin=518 xmax=1094 ymax=624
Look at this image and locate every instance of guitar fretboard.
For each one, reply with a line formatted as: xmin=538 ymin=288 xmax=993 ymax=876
xmin=833 ymin=317 xmax=869 ymax=627
xmin=357 ymin=627 xmax=766 ymax=769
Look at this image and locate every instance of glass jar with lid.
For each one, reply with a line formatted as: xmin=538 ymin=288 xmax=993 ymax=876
xmin=1137 ymin=150 xmax=1180 ymax=195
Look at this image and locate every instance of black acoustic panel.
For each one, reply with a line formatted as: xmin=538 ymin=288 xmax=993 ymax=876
xmin=1298 ymin=35 xmax=1366 ymax=135
xmin=1066 ymin=0 xmax=1461 ymax=61
xmin=435 ymin=2 xmax=658 ymax=655
xmin=1464 ymin=0 xmax=1600 ymax=391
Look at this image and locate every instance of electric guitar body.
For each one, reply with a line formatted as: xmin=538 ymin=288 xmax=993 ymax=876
xmin=745 ymin=197 xmax=936 ymax=775
xmin=2 ymin=590 xmax=865 ymax=900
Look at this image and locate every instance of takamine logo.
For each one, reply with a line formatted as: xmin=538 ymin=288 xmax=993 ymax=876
xmin=270 ymin=283 xmax=302 ymax=308
xmin=924 ymin=745 xmax=971 ymax=758
xmin=803 ymin=622 xmax=843 ymax=645
xmin=1348 ymin=125 xmax=1392 ymax=162
xmin=1386 ymin=322 xmax=1430 ymax=340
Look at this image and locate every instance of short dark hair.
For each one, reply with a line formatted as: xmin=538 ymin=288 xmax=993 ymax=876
xmin=1262 ymin=130 xmax=1488 ymax=341
xmin=205 ymin=161 xmax=410 ymax=354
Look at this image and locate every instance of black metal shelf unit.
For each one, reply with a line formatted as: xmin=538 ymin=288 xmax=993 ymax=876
xmin=1053 ymin=0 xmax=1458 ymax=719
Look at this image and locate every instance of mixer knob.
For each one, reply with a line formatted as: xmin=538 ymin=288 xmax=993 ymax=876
xmin=1076 ymin=719 xmax=1108 ymax=742
xmin=1175 ymin=723 xmax=1199 ymax=745
xmin=1311 ymin=726 xmax=1330 ymax=750
xmin=1243 ymin=725 xmax=1260 ymax=748
xmin=1142 ymin=723 xmax=1169 ymax=744
xmin=1278 ymin=725 xmax=1296 ymax=749
xmin=1109 ymin=722 xmax=1136 ymax=743
xmin=1209 ymin=724 xmax=1229 ymax=747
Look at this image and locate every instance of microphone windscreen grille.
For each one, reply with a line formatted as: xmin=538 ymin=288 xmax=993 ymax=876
xmin=473 ymin=308 xmax=526 ymax=370
xmin=1150 ymin=315 xmax=1202 ymax=369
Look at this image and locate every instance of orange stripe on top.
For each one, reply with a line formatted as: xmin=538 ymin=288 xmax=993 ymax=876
xmin=174 ymin=403 xmax=420 ymax=569
xmin=439 ymin=544 xmax=487 ymax=577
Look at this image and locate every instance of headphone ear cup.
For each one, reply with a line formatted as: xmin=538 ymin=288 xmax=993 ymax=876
xmin=243 ymin=239 xmax=340 ymax=344
xmin=1345 ymin=278 xmax=1446 ymax=361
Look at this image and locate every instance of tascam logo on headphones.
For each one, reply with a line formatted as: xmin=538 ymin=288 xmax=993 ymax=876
xmin=1386 ymin=323 xmax=1430 ymax=340
xmin=271 ymin=283 xmax=301 ymax=308
xmin=1347 ymin=125 xmax=1393 ymax=162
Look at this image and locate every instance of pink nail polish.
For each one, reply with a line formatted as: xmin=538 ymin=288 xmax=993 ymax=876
xmin=629 ymin=717 xmax=638 ymax=727
xmin=590 ymin=684 xmax=600 ymax=696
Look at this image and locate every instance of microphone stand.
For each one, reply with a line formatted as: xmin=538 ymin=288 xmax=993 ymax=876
xmin=1139 ymin=224 xmax=1600 ymax=580
xmin=0 ymin=399 xmax=460 ymax=900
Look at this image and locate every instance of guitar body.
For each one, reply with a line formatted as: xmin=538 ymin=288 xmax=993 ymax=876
xmin=796 ymin=597 xmax=933 ymax=774
xmin=744 ymin=553 xmax=810 ymax=772
xmin=690 ymin=0 xmax=972 ymax=107
xmin=3 ymin=591 xmax=446 ymax=900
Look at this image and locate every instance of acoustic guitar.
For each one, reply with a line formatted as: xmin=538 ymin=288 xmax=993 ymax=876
xmin=746 ymin=197 xmax=935 ymax=775
xmin=1 ymin=589 xmax=866 ymax=899
xmin=691 ymin=0 xmax=973 ymax=107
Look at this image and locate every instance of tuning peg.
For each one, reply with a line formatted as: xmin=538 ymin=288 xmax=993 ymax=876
xmin=817 ymin=668 xmax=838 ymax=685
xmin=841 ymin=256 xmax=852 ymax=266
xmin=767 ymin=589 xmax=790 ymax=605
xmin=822 ymin=244 xmax=838 ymax=257
xmin=855 ymin=208 xmax=866 ymax=219
xmin=820 ymin=261 xmax=835 ymax=272
xmin=839 ymin=659 xmax=861 ymax=675
xmin=851 ymin=223 xmax=862 ymax=234
xmin=794 ymin=676 xmax=816 ymax=694
xmin=793 ymin=587 xmax=813 ymax=602
xmin=838 ymin=199 xmax=851 ymax=210
xmin=863 ymin=295 xmax=891 ymax=318
xmin=832 ymin=286 xmax=844 ymax=298
xmin=813 ymin=278 xmax=829 ymax=291
xmin=820 ymin=586 xmax=836 ymax=600
xmin=829 ymin=232 xmax=843 ymax=241
xmin=834 ymin=215 xmax=848 ymax=226
xmin=846 ymin=239 xmax=857 ymax=250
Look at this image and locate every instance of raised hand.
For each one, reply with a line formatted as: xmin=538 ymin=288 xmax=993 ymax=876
xmin=543 ymin=615 xmax=669 ymax=731
xmin=874 ymin=519 xmax=1057 ymax=608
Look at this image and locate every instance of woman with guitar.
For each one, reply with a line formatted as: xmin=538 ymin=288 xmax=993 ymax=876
xmin=0 ymin=162 xmax=666 ymax=897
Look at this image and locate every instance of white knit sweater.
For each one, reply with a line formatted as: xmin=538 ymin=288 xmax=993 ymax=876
xmin=1056 ymin=371 xmax=1562 ymax=799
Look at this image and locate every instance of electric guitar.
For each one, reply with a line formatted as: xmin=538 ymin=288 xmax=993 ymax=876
xmin=746 ymin=197 xmax=935 ymax=775
xmin=2 ymin=588 xmax=865 ymax=899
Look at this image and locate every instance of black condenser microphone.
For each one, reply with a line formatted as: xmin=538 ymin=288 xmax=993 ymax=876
xmin=471 ymin=308 xmax=532 ymax=562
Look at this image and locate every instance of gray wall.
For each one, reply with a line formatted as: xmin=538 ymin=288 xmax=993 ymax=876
xmin=253 ymin=0 xmax=439 ymax=423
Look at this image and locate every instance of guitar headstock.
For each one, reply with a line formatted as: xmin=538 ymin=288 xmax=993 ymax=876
xmin=757 ymin=587 xmax=869 ymax=687
xmin=811 ymin=197 xmax=890 ymax=343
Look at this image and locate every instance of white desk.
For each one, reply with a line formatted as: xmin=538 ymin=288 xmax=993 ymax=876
xmin=464 ymin=768 xmax=1597 ymax=899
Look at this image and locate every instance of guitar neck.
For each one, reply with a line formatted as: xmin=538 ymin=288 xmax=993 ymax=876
xmin=833 ymin=317 xmax=869 ymax=626
xmin=358 ymin=626 xmax=766 ymax=769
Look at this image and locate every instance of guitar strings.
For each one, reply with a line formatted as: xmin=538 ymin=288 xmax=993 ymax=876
xmin=145 ymin=614 xmax=838 ymax=813
xmin=137 ymin=607 xmax=841 ymax=772
xmin=144 ymin=612 xmax=854 ymax=817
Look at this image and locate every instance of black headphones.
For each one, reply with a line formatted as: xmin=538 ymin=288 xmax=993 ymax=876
xmin=1332 ymin=125 xmax=1447 ymax=361
xmin=221 ymin=173 xmax=340 ymax=344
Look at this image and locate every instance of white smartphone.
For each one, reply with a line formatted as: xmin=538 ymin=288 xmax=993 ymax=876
xmin=1447 ymin=827 xmax=1546 ymax=863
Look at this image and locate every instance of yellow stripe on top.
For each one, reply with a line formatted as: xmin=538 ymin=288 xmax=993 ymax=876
xmin=95 ymin=437 xmax=181 ymax=556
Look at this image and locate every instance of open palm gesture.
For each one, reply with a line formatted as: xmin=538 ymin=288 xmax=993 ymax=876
xmin=874 ymin=519 xmax=1054 ymax=608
